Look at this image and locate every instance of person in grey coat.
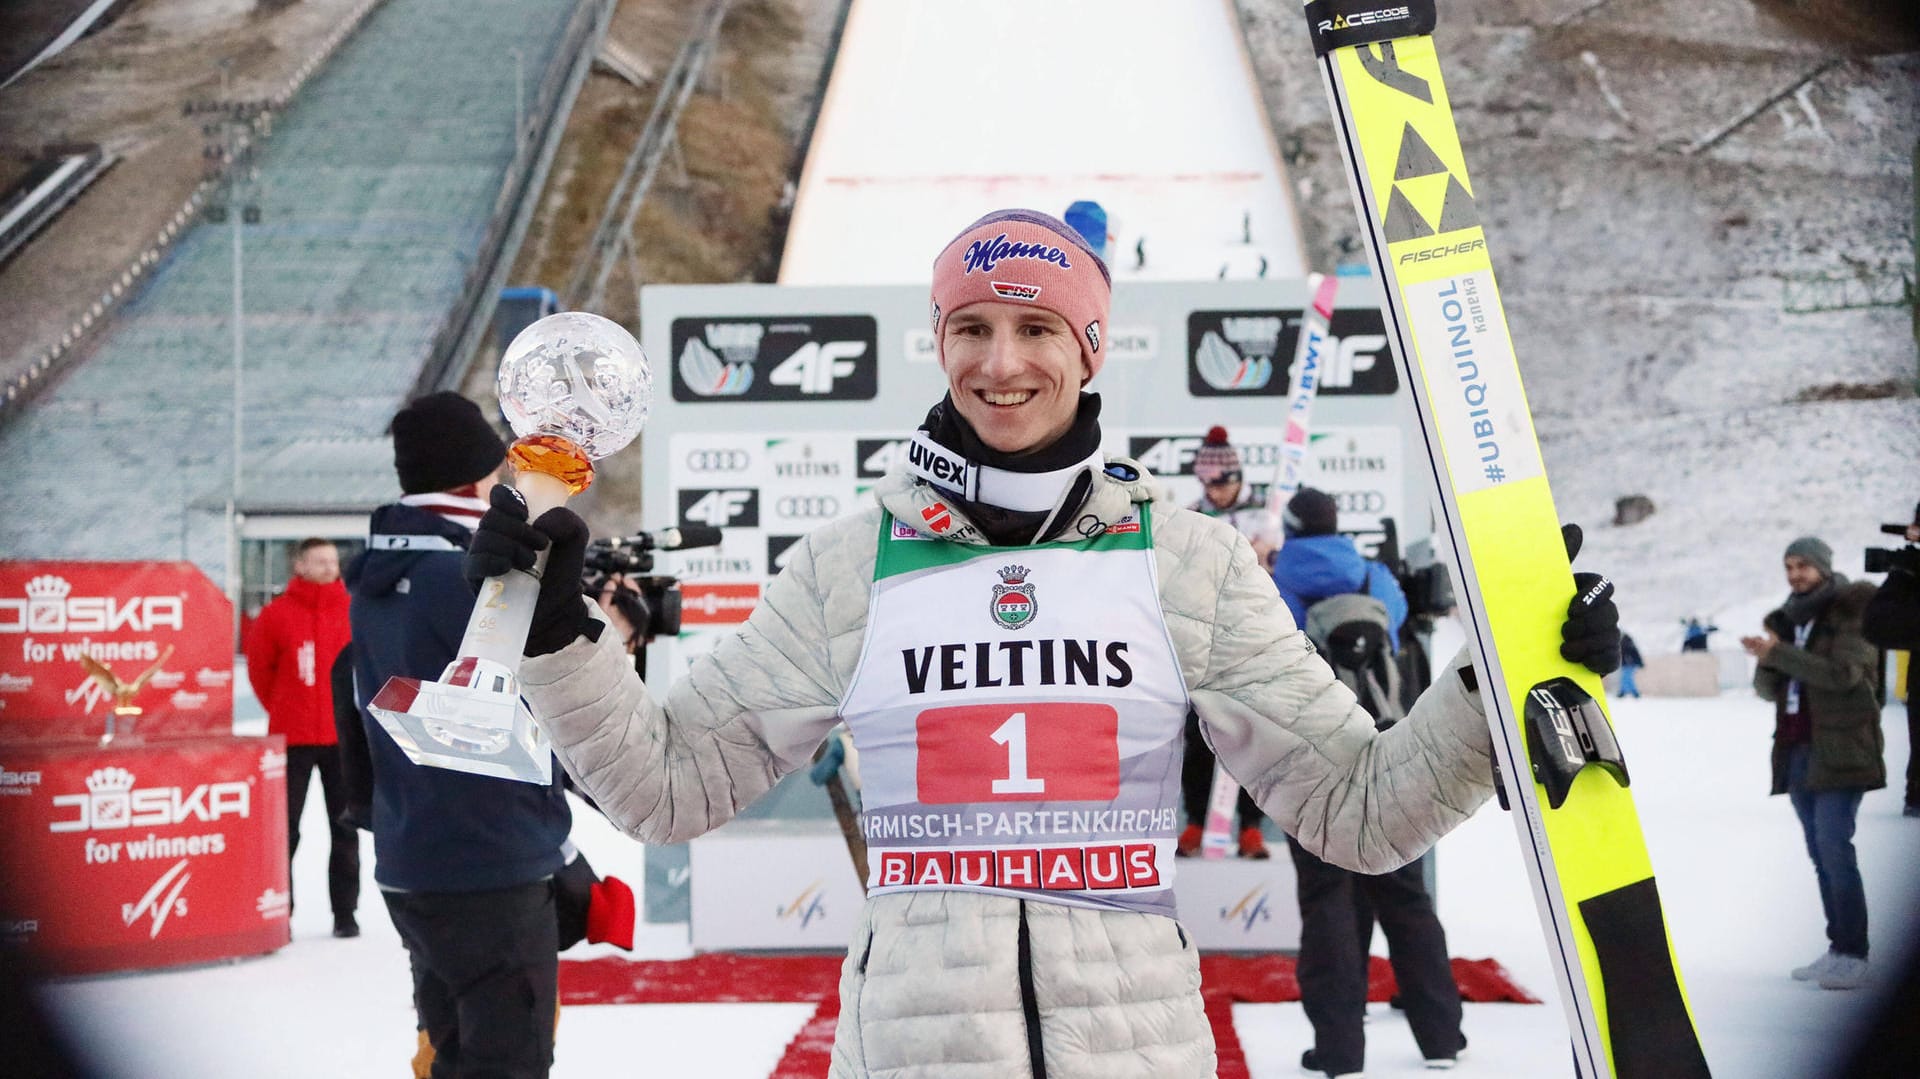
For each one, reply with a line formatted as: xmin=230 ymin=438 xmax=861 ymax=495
xmin=469 ymin=209 xmax=1622 ymax=1079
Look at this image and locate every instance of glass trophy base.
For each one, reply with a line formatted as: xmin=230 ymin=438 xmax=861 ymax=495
xmin=367 ymin=673 xmax=553 ymax=785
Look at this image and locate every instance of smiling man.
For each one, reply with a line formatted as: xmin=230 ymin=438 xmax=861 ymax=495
xmin=470 ymin=208 xmax=1625 ymax=1079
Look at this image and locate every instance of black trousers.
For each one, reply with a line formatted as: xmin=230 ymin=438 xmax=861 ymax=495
xmin=384 ymin=881 xmax=559 ymax=1079
xmin=1287 ymin=836 xmax=1464 ymax=1073
xmin=285 ymin=744 xmax=360 ymax=918
xmin=1905 ymin=689 xmax=1920 ymax=808
xmin=1179 ymin=711 xmax=1264 ymax=829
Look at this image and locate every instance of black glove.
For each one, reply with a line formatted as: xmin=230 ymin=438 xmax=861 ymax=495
xmin=464 ymin=485 xmax=598 ymax=657
xmin=1559 ymin=523 xmax=1621 ymax=675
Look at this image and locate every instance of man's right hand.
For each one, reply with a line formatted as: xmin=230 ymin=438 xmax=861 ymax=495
xmin=465 ymin=485 xmax=598 ymax=656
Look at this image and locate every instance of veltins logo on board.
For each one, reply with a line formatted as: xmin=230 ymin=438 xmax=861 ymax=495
xmin=1187 ymin=309 xmax=1396 ymax=397
xmin=991 ymin=565 xmax=1036 ymax=630
xmin=671 ymin=316 xmax=878 ymax=402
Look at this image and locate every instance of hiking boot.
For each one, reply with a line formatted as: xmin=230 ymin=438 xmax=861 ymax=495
xmin=1300 ymin=1048 xmax=1363 ymax=1078
xmin=1176 ymin=824 xmax=1203 ymax=857
xmin=1791 ymin=949 xmax=1839 ymax=981
xmin=1818 ymin=955 xmax=1870 ymax=990
xmin=1238 ymin=826 xmax=1271 ymax=859
xmin=332 ymin=915 xmax=360 ymax=939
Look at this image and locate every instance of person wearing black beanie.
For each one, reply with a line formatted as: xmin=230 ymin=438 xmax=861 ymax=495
xmin=344 ymin=391 xmax=569 ymax=1076
xmin=391 ymin=391 xmax=510 ymax=496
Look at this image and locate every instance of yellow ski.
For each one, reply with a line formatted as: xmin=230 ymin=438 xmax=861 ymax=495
xmin=1301 ymin=2 xmax=1712 ymax=1075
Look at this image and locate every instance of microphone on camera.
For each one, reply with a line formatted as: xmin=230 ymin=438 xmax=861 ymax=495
xmin=597 ymin=524 xmax=724 ymax=553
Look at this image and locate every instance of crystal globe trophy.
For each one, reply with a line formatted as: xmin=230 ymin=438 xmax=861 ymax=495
xmin=368 ymin=312 xmax=652 ymax=783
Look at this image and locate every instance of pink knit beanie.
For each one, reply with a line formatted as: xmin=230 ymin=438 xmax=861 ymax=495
xmin=930 ymin=209 xmax=1112 ymax=382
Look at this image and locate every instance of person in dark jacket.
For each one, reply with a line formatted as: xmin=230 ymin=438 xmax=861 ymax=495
xmin=1861 ymin=503 xmax=1920 ymax=818
xmin=1271 ymin=488 xmax=1466 ymax=1077
xmin=246 ymin=537 xmax=359 ymax=936
xmin=1742 ymin=535 xmax=1884 ymax=991
xmin=347 ymin=391 xmax=572 ymax=1078
xmin=1617 ymin=633 xmax=1644 ymax=698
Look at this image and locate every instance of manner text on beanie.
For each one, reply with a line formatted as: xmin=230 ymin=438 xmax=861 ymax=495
xmin=930 ymin=209 xmax=1112 ymax=382
xmin=1784 ymin=536 xmax=1833 ymax=580
xmin=391 ymin=391 xmax=509 ymax=495
xmin=1284 ymin=487 xmax=1339 ymax=537
xmin=1194 ymin=426 xmax=1242 ymax=485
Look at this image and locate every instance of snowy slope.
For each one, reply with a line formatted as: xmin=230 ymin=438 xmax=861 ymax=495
xmin=38 ymin=683 xmax=1920 ymax=1078
xmin=779 ymin=0 xmax=1304 ymax=284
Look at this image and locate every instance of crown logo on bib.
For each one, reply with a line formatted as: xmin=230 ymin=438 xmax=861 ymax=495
xmin=990 ymin=565 xmax=1037 ymax=631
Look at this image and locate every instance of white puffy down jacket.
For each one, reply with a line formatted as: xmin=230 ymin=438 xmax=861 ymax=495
xmin=520 ymin=460 xmax=1496 ymax=1079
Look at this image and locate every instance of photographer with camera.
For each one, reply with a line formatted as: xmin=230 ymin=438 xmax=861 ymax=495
xmin=578 ymin=523 xmax=717 ymax=669
xmin=1862 ymin=502 xmax=1920 ymax=818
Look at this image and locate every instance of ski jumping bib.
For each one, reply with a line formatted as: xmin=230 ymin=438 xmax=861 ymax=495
xmin=838 ymin=509 xmax=1191 ymax=915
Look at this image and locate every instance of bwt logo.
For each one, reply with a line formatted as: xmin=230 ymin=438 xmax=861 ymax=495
xmin=685 ymin=449 xmax=751 ymax=473
xmin=0 ymin=575 xmax=184 ymax=634
xmin=1219 ymin=887 xmax=1274 ymax=932
xmin=776 ymin=881 xmax=829 ymax=929
xmin=49 ymin=766 xmax=252 ymax=833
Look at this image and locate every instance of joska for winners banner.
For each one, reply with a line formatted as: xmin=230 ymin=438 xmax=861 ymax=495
xmin=0 ymin=561 xmax=234 ymax=744
xmin=0 ymin=737 xmax=290 ymax=974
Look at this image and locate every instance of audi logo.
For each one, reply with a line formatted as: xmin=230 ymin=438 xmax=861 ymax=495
xmin=686 ymin=449 xmax=751 ymax=472
xmin=776 ymin=495 xmax=841 ymax=519
xmin=1332 ymin=490 xmax=1388 ymax=513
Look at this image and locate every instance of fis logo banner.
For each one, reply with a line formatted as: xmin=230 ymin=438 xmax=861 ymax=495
xmin=1186 ymin=309 xmax=1396 ymax=397
xmin=671 ymin=316 xmax=878 ymax=402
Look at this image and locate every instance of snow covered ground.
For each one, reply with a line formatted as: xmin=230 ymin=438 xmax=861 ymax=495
xmin=37 ymin=634 xmax=1920 ymax=1078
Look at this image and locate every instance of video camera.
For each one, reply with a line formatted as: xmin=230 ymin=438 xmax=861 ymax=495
xmin=1865 ymin=523 xmax=1919 ymax=577
xmin=581 ymin=524 xmax=724 ymax=643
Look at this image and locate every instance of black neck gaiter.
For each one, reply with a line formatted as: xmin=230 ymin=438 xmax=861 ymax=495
xmin=917 ymin=393 xmax=1104 ymax=545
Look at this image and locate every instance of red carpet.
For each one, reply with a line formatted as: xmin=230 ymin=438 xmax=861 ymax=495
xmin=560 ymin=952 xmax=1538 ymax=1077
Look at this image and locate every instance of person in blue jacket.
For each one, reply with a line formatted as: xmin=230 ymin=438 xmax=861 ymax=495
xmin=1271 ymin=487 xmax=1466 ymax=1077
xmin=1270 ymin=487 xmax=1409 ymax=651
xmin=347 ymin=391 xmax=572 ymax=1079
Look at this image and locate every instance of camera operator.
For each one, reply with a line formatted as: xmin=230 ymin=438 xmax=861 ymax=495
xmin=577 ymin=523 xmax=719 ymax=673
xmin=1862 ymin=502 xmax=1920 ymax=818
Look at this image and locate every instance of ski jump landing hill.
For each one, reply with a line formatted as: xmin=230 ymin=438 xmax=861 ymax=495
xmin=0 ymin=0 xmax=606 ymax=597
xmin=778 ymin=0 xmax=1305 ymax=286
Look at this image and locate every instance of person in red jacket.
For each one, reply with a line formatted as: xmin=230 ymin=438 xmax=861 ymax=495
xmin=246 ymin=538 xmax=359 ymax=937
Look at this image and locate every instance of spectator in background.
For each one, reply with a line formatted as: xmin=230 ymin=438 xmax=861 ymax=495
xmin=1176 ymin=425 xmax=1279 ymax=858
xmin=347 ymin=391 xmax=572 ymax=1078
xmin=245 ymin=537 xmax=358 ymax=938
xmin=1862 ymin=501 xmax=1920 ymax=818
xmin=1271 ymin=487 xmax=1466 ymax=1076
xmin=1742 ymin=536 xmax=1884 ymax=991
xmin=1681 ymin=617 xmax=1719 ymax=653
xmin=1617 ymin=633 xmax=1644 ymax=698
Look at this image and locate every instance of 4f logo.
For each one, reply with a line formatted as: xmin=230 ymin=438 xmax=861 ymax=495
xmin=1318 ymin=332 xmax=1391 ymax=390
xmin=124 ymin=859 xmax=192 ymax=939
xmin=678 ymin=488 xmax=759 ymax=529
xmin=990 ymin=565 xmax=1037 ymax=631
xmin=768 ymin=340 xmax=866 ymax=395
